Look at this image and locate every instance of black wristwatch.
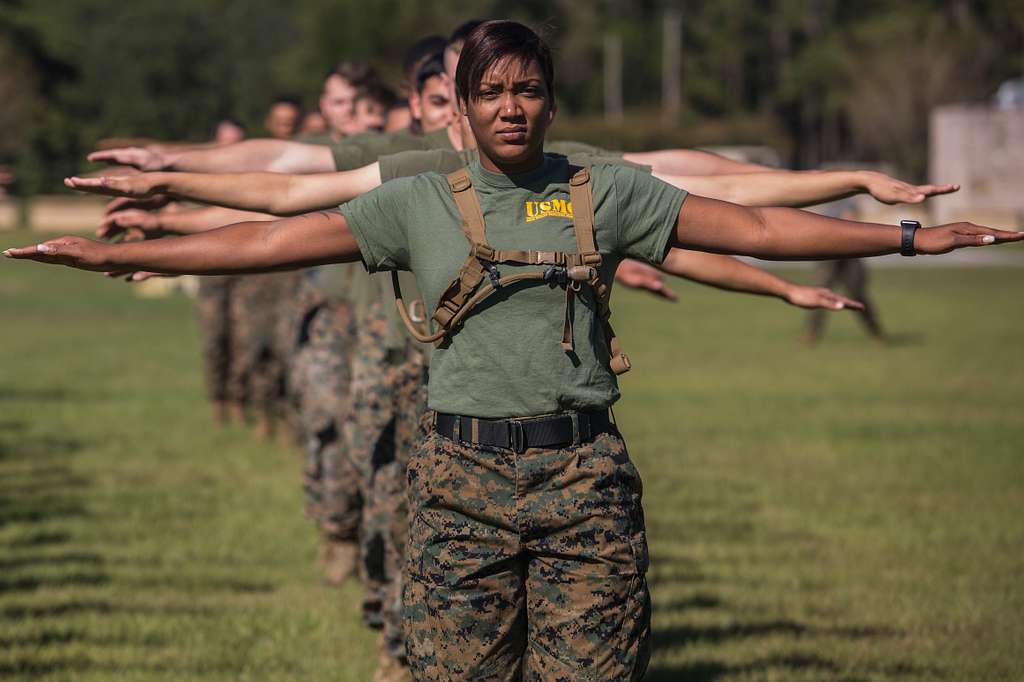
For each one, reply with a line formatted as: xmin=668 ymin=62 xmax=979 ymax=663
xmin=900 ymin=220 xmax=920 ymax=257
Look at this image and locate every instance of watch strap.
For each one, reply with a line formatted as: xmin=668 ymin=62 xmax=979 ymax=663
xmin=900 ymin=220 xmax=920 ymax=257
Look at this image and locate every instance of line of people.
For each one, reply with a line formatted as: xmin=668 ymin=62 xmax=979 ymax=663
xmin=8 ymin=19 xmax=1017 ymax=682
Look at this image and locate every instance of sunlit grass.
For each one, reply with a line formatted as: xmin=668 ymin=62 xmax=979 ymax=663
xmin=2 ymin=228 xmax=1022 ymax=680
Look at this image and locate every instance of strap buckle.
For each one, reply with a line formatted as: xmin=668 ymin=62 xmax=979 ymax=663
xmin=509 ymin=420 xmax=526 ymax=453
xmin=449 ymin=175 xmax=472 ymax=192
xmin=473 ymin=243 xmax=496 ymax=261
xmin=486 ymin=263 xmax=501 ymax=288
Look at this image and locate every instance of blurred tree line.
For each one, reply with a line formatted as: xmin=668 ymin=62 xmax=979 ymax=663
xmin=1 ymin=0 xmax=1022 ymax=193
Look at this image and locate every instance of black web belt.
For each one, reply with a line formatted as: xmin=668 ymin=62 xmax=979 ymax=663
xmin=434 ymin=409 xmax=613 ymax=454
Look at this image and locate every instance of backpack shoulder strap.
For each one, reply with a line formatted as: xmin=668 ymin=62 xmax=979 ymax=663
xmin=568 ymin=165 xmax=631 ymax=375
xmin=568 ymin=166 xmax=598 ymax=256
xmin=447 ymin=168 xmax=488 ymax=246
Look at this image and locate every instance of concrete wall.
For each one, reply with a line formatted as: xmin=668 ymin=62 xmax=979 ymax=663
xmin=930 ymin=105 xmax=1024 ymax=227
xmin=0 ymin=200 xmax=17 ymax=231
xmin=28 ymin=196 xmax=108 ymax=233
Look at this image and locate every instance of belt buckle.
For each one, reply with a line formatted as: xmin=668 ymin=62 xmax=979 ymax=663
xmin=509 ymin=420 xmax=526 ymax=454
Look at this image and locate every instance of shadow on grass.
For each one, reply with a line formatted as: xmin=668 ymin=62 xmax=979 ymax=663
xmin=646 ymin=653 xmax=944 ymax=681
xmin=0 ymin=552 xmax=104 ymax=571
xmin=0 ymin=599 xmax=220 ymax=621
xmin=0 ymin=657 xmax=244 ymax=677
xmin=0 ymin=435 xmax=85 ymax=461
xmin=653 ymin=619 xmax=900 ymax=648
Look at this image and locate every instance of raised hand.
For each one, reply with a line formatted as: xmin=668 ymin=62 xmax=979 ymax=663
xmin=96 ymin=209 xmax=163 ymax=240
xmin=65 ymin=174 xmax=163 ymax=199
xmin=87 ymin=147 xmax=166 ymax=171
xmin=915 ymin=222 xmax=1024 ymax=254
xmin=4 ymin=236 xmax=112 ymax=271
xmin=862 ymin=171 xmax=959 ymax=205
xmin=785 ymin=285 xmax=864 ymax=311
xmin=106 ymin=194 xmax=172 ymax=214
xmin=615 ymin=259 xmax=678 ymax=301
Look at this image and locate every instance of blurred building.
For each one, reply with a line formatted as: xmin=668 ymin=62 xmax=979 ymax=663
xmin=929 ymin=91 xmax=1024 ymax=227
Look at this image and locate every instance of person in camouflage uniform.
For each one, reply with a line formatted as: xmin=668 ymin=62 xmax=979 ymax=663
xmin=343 ymin=290 xmax=426 ymax=674
xmin=226 ymin=271 xmax=294 ymax=439
xmin=193 ymin=275 xmax=240 ymax=424
xmin=287 ymin=270 xmax=364 ymax=583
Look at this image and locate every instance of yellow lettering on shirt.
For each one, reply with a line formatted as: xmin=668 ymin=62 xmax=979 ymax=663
xmin=524 ymin=199 xmax=574 ymax=223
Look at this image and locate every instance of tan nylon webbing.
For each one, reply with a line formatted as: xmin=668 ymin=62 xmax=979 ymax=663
xmin=568 ymin=168 xmax=598 ymax=256
xmin=448 ymin=168 xmax=487 ymax=244
xmin=389 ymin=165 xmax=630 ymax=374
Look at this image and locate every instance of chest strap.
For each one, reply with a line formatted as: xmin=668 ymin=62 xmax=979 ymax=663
xmin=391 ymin=166 xmax=630 ymax=375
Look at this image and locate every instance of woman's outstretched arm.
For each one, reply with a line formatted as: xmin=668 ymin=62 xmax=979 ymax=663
xmin=672 ymin=196 xmax=1023 ymax=259
xmin=656 ymin=170 xmax=957 ymax=208
xmin=4 ymin=211 xmax=361 ymax=275
xmin=66 ymin=163 xmax=382 ymax=216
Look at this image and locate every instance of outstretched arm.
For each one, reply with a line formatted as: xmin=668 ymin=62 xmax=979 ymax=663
xmin=97 ymin=205 xmax=273 ymax=239
xmin=87 ymin=138 xmax=337 ymax=174
xmin=659 ymin=250 xmax=861 ymax=310
xmin=68 ymin=163 xmax=382 ymax=216
xmin=624 ymin=149 xmax=771 ymax=175
xmin=656 ymin=170 xmax=957 ymax=208
xmin=5 ymin=212 xmax=361 ymax=275
xmin=672 ymin=196 xmax=1023 ymax=258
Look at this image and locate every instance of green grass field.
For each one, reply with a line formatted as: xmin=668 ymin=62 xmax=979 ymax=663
xmin=2 ymin=229 xmax=1022 ymax=681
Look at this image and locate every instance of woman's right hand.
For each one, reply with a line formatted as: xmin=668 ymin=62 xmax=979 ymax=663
xmin=4 ymin=236 xmax=113 ymax=272
xmin=914 ymin=222 xmax=1024 ymax=254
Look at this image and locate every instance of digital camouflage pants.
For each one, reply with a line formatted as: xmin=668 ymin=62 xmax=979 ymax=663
xmin=404 ymin=426 xmax=651 ymax=681
xmin=227 ymin=272 xmax=296 ymax=412
xmin=289 ymin=278 xmax=361 ymax=542
xmin=346 ymin=301 xmax=427 ymax=661
xmin=194 ymin=275 xmax=237 ymax=402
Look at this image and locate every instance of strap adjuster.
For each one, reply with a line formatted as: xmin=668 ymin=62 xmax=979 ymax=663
xmin=509 ymin=420 xmax=526 ymax=453
xmin=569 ymin=168 xmax=591 ymax=186
xmin=473 ymin=243 xmax=496 ymax=261
xmin=450 ymin=176 xmax=472 ymax=192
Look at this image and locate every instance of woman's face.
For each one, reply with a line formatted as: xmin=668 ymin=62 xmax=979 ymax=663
xmin=465 ymin=57 xmax=554 ymax=172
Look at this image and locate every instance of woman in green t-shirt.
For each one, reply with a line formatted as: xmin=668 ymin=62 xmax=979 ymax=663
xmin=7 ymin=20 xmax=1021 ymax=681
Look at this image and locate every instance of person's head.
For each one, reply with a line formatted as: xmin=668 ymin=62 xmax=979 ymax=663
xmin=385 ymin=100 xmax=413 ymax=132
xmin=299 ymin=111 xmax=327 ymax=135
xmin=341 ymin=81 xmax=395 ymax=136
xmin=401 ymin=35 xmax=447 ymax=96
xmin=410 ymin=53 xmax=454 ymax=133
xmin=320 ymin=61 xmax=378 ymax=136
xmin=213 ymin=118 xmax=246 ymax=144
xmin=443 ymin=19 xmax=486 ymax=116
xmin=264 ymin=96 xmax=302 ymax=139
xmin=455 ymin=20 xmax=556 ymax=171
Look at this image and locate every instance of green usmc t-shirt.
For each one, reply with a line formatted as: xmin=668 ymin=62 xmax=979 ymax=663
xmin=342 ymin=155 xmax=686 ymax=418
xmin=379 ymin=149 xmax=647 ymax=181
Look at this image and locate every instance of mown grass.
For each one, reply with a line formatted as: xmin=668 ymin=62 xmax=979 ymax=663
xmin=1 ymin=228 xmax=1022 ymax=681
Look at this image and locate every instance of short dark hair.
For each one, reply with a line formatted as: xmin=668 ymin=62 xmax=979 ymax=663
xmin=454 ymin=20 xmax=554 ymax=105
xmin=355 ymin=81 xmax=398 ymax=110
xmin=270 ymin=94 xmax=302 ymax=110
xmin=448 ymin=19 xmax=486 ymax=50
xmin=402 ymin=35 xmax=447 ymax=83
xmin=326 ymin=61 xmax=378 ymax=88
xmin=415 ymin=52 xmax=446 ymax=94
